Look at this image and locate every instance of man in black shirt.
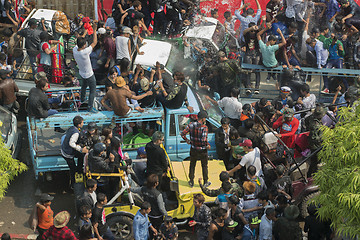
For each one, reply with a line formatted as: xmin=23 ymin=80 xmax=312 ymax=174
xmin=92 ymin=193 xmax=115 ymax=240
xmin=145 ymin=131 xmax=169 ymax=188
xmin=3 ymin=0 xmax=20 ymax=26
xmin=339 ymin=0 xmax=360 ymax=28
xmin=27 ymin=78 xmax=58 ymax=118
xmin=17 ymin=18 xmax=42 ymax=74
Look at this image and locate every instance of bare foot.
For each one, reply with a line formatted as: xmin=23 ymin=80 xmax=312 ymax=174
xmin=135 ymin=106 xmax=144 ymax=112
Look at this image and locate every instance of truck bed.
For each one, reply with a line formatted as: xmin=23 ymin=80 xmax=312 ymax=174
xmin=34 ymin=128 xmax=63 ymax=156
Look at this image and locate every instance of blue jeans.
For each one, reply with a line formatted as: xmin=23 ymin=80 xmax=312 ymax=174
xmin=102 ymin=227 xmax=115 ymax=240
xmin=48 ymin=109 xmax=58 ymax=116
xmin=28 ymin=54 xmax=37 ymax=75
xmin=80 ymin=74 xmax=96 ymax=110
xmin=323 ymin=59 xmax=347 ymax=89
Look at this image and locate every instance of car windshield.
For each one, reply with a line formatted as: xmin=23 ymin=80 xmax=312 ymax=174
xmin=212 ymin=22 xmax=226 ymax=49
xmin=196 ymin=91 xmax=223 ymax=125
xmin=165 ymin=45 xmax=184 ymax=73
xmin=0 ymin=107 xmax=11 ymax=142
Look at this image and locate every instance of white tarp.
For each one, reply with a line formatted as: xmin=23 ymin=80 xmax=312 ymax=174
xmin=185 ymin=17 xmax=218 ymax=40
xmin=134 ymin=39 xmax=172 ymax=68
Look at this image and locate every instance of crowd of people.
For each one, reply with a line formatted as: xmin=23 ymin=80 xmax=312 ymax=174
xmin=2 ymin=0 xmax=360 ymax=239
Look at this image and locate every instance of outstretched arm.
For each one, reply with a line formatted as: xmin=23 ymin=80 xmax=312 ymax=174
xmin=277 ymin=28 xmax=287 ymax=48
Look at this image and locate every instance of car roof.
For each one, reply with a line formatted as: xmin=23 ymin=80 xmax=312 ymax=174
xmin=133 ymin=39 xmax=172 ymax=68
xmin=185 ymin=17 xmax=218 ymax=40
xmin=22 ymin=9 xmax=57 ymax=30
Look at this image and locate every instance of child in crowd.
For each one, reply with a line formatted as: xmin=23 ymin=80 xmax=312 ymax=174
xmin=159 ymin=216 xmax=179 ymax=240
xmin=215 ymin=181 xmax=233 ymax=210
xmin=78 ymin=205 xmax=94 ymax=238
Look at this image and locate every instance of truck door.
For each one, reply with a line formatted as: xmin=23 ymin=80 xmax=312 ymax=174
xmin=176 ymin=114 xmax=218 ymax=160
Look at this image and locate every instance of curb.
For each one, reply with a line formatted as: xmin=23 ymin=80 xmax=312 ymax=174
xmin=0 ymin=233 xmax=38 ymax=240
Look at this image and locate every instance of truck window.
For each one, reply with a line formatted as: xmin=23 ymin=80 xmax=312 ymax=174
xmin=169 ymin=114 xmax=176 ymax=136
xmin=178 ymin=115 xmax=191 ymax=132
xmin=206 ymin=120 xmax=217 ymax=133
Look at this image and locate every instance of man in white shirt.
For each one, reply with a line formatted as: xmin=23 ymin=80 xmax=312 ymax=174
xmin=228 ymin=139 xmax=263 ymax=177
xmin=115 ymin=27 xmax=132 ymax=63
xmin=206 ymin=88 xmax=242 ymax=129
xmin=259 ymin=208 xmax=276 ymax=240
xmin=73 ymin=20 xmax=98 ymax=113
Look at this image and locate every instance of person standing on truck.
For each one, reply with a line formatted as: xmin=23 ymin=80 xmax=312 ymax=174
xmin=73 ymin=20 xmax=98 ymax=113
xmin=181 ymin=110 xmax=211 ymax=188
xmin=16 ymin=18 xmax=42 ymax=75
xmin=61 ymin=116 xmax=89 ymax=187
xmin=145 ymin=131 xmax=169 ymax=189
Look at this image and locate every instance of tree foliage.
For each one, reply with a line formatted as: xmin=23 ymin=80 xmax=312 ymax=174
xmin=314 ymin=103 xmax=360 ymax=237
xmin=0 ymin=135 xmax=27 ymax=199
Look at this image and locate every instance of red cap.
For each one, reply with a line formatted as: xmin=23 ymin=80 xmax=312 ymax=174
xmin=239 ymin=139 xmax=252 ymax=147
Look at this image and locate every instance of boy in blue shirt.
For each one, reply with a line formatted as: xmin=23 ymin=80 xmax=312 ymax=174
xmin=215 ymin=181 xmax=233 ymax=211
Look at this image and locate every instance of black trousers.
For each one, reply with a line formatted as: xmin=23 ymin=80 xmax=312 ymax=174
xmin=63 ymin=151 xmax=85 ymax=186
xmin=189 ymin=148 xmax=209 ymax=182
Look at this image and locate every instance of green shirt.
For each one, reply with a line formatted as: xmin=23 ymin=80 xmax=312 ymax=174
xmin=259 ymin=40 xmax=279 ymax=68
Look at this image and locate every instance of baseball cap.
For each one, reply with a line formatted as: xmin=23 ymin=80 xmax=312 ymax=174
xmin=122 ymin=27 xmax=133 ymax=35
xmin=283 ymin=108 xmax=295 ymax=118
xmin=140 ymin=77 xmax=150 ymax=91
xmin=137 ymin=146 xmax=146 ymax=156
xmin=280 ymin=86 xmax=291 ymax=94
xmin=224 ymin=218 xmax=238 ymax=228
xmin=249 ymin=214 xmax=261 ymax=225
xmin=115 ymin=76 xmax=126 ymax=88
xmin=97 ymin=28 xmax=106 ymax=35
xmin=40 ymin=193 xmax=54 ymax=202
xmin=217 ymin=51 xmax=226 ymax=58
xmin=239 ymin=139 xmax=252 ymax=147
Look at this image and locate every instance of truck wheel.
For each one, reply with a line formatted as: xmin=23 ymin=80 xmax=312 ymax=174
xmin=300 ymin=191 xmax=320 ymax=218
xmin=107 ymin=215 xmax=133 ymax=240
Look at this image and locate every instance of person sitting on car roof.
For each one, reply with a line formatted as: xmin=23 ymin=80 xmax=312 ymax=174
xmin=157 ymin=71 xmax=194 ymax=112
xmin=101 ymin=76 xmax=153 ymax=116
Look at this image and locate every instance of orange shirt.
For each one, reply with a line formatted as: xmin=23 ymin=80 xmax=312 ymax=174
xmin=37 ymin=206 xmax=54 ymax=230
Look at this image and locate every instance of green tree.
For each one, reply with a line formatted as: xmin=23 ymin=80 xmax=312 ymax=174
xmin=0 ymin=136 xmax=27 ymax=199
xmin=314 ymin=104 xmax=360 ymax=237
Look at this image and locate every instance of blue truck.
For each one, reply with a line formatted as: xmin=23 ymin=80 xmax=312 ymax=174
xmin=27 ymin=86 xmax=224 ymax=180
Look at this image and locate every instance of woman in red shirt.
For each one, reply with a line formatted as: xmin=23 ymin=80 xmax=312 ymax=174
xmin=273 ymin=108 xmax=299 ymax=162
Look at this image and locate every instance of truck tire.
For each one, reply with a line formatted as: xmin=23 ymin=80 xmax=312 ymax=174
xmin=300 ymin=191 xmax=320 ymax=218
xmin=107 ymin=215 xmax=133 ymax=240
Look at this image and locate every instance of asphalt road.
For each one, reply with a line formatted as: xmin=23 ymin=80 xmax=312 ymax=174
xmin=0 ymin=114 xmax=195 ymax=239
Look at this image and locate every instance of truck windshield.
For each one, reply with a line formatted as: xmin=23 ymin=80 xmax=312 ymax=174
xmin=196 ymin=92 xmax=223 ymax=125
xmin=0 ymin=107 xmax=11 ymax=142
xmin=212 ymin=22 xmax=226 ymax=49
